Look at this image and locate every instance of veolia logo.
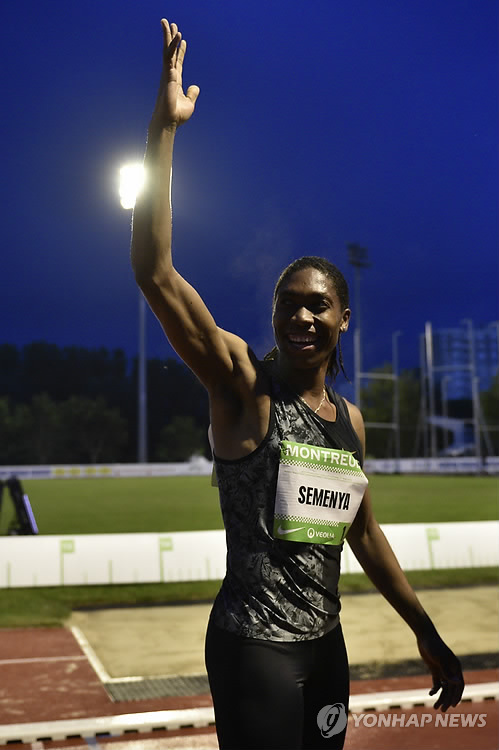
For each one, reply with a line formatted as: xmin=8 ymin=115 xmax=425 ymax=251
xmin=317 ymin=703 xmax=348 ymax=738
xmin=307 ymin=527 xmax=336 ymax=541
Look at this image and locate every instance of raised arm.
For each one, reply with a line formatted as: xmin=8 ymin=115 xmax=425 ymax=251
xmin=345 ymin=403 xmax=464 ymax=712
xmin=131 ymin=21 xmax=251 ymax=393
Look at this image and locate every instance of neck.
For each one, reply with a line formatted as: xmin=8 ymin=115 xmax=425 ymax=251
xmin=273 ymin=355 xmax=328 ymax=397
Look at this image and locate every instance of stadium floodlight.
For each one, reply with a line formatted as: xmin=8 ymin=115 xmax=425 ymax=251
xmin=347 ymin=243 xmax=370 ymax=407
xmin=119 ymin=161 xmax=147 ymax=463
xmin=119 ymin=163 xmax=145 ymax=209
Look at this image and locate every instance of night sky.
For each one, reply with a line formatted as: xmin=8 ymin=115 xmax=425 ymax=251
xmin=2 ymin=1 xmax=497 ymax=401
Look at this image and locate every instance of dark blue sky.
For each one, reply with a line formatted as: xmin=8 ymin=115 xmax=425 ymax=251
xmin=2 ymin=0 xmax=497 ymax=400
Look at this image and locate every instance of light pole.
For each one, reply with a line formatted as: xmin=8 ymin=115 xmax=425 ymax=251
xmin=392 ymin=331 xmax=402 ymax=470
xmin=136 ymin=293 xmax=147 ymax=464
xmin=347 ymin=243 xmax=370 ymax=408
xmin=441 ymin=375 xmax=451 ymax=453
xmin=424 ymin=321 xmax=438 ymax=458
xmin=119 ymin=163 xmax=148 ymax=463
xmin=463 ymin=319 xmax=481 ymax=464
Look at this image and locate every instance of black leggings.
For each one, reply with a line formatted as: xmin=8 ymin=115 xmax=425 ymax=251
xmin=205 ymin=619 xmax=350 ymax=750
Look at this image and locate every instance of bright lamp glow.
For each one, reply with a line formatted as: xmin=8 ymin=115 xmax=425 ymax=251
xmin=119 ymin=163 xmax=145 ymax=209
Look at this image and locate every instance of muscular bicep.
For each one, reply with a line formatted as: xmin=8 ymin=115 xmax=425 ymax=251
xmin=140 ymin=269 xmax=254 ymax=392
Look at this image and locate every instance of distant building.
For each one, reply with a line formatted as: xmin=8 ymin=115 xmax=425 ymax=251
xmin=432 ymin=322 xmax=498 ymax=400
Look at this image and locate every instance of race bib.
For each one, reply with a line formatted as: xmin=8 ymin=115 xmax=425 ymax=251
xmin=273 ymin=440 xmax=368 ymax=545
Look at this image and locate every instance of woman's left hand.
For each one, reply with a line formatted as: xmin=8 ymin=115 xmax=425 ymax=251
xmin=417 ymin=632 xmax=465 ymax=711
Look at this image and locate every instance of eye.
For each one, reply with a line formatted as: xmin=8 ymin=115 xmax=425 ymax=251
xmin=277 ymin=297 xmax=294 ymax=308
xmin=311 ymin=301 xmax=329 ymax=313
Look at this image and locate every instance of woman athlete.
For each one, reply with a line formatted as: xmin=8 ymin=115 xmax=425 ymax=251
xmin=131 ymin=19 xmax=464 ymax=750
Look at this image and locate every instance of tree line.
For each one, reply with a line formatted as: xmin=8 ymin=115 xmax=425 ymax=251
xmin=0 ymin=342 xmax=496 ymax=464
xmin=0 ymin=342 xmax=209 ymax=464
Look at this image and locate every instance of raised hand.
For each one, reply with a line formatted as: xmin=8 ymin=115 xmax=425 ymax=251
xmin=152 ymin=19 xmax=200 ymax=129
xmin=417 ymin=632 xmax=464 ymax=711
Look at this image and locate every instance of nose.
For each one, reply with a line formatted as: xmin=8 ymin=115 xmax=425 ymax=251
xmin=292 ymin=306 xmax=314 ymax=325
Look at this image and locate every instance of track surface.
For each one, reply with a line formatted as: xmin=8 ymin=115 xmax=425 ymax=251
xmin=0 ymin=627 xmax=497 ymax=749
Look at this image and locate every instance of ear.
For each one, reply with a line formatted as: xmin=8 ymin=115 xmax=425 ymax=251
xmin=340 ymin=308 xmax=351 ymax=333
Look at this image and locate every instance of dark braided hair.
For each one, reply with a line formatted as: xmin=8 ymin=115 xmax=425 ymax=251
xmin=265 ymin=256 xmax=350 ymax=381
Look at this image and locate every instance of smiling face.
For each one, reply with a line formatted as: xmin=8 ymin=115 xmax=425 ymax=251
xmin=272 ymin=267 xmax=351 ymax=373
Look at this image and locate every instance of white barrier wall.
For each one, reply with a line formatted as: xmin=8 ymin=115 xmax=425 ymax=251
xmin=0 ymin=530 xmax=226 ymax=588
xmin=0 ymin=522 xmax=497 ymax=588
xmin=341 ymin=521 xmax=499 ymax=574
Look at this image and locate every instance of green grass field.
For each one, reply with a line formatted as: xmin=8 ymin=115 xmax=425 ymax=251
xmin=1 ymin=474 xmax=497 ymax=536
xmin=0 ymin=474 xmax=497 ymax=627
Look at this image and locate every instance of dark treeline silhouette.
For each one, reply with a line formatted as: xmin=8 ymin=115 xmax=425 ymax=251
xmin=1 ymin=344 xmax=496 ymax=463
xmin=0 ymin=342 xmax=209 ymax=463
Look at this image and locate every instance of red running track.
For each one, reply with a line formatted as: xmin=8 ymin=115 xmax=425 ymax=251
xmin=0 ymin=627 xmax=497 ymax=749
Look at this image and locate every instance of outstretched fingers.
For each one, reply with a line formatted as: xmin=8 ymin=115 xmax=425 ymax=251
xmin=161 ymin=19 xmax=181 ymax=66
xmin=170 ymin=35 xmax=199 ymax=101
xmin=155 ymin=18 xmax=199 ymax=125
xmin=176 ymin=39 xmax=187 ymax=72
xmin=160 ymin=18 xmax=170 ymax=45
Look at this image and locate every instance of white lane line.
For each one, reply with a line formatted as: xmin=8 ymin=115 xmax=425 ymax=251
xmin=70 ymin=625 xmax=112 ymax=683
xmin=0 ymin=656 xmax=87 ymax=665
xmin=1 ymin=683 xmax=496 ymax=744
xmin=0 ymin=706 xmax=216 ymax=743
xmin=350 ymin=681 xmax=499 ymax=711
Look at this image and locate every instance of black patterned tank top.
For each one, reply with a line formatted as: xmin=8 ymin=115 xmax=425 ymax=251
xmin=209 ymin=364 xmax=364 ymax=641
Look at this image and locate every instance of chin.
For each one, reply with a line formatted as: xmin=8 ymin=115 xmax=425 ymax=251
xmin=284 ymin=349 xmax=327 ymax=369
